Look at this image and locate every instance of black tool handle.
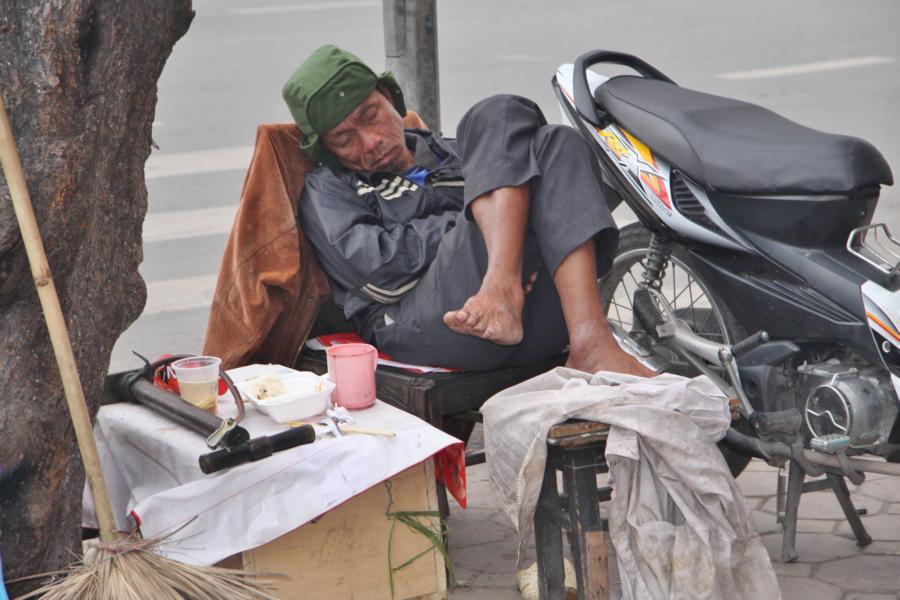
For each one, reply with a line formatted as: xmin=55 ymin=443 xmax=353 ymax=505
xmin=123 ymin=376 xmax=250 ymax=447
xmin=198 ymin=425 xmax=317 ymax=474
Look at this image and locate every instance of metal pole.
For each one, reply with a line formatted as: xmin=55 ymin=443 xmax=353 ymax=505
xmin=804 ymin=450 xmax=900 ymax=477
xmin=383 ymin=0 xmax=441 ymax=133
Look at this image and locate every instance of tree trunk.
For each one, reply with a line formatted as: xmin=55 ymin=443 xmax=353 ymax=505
xmin=0 ymin=1 xmax=193 ymax=592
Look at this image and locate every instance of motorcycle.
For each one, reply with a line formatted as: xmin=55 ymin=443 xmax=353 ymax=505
xmin=554 ymin=50 xmax=897 ymax=560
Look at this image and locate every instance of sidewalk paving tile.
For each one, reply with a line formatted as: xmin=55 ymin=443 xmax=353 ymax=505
xmin=736 ymin=468 xmax=778 ymax=497
xmin=850 ymin=472 xmax=893 ymax=490
xmin=814 ymin=555 xmax=900 ymax=592
xmin=752 ymin=510 xmax=783 ymax=535
xmin=755 ymin=509 xmax=841 ymax=534
xmin=748 ymin=495 xmax=771 ymax=510
xmin=836 ymin=514 xmax=900 ymax=541
xmin=760 ymin=489 xmax=883 ymax=520
xmin=795 ymin=519 xmax=840 ymax=534
xmin=863 ymin=542 xmax=900 ymax=556
xmin=855 ymin=478 xmax=900 ymax=503
xmin=772 ymin=561 xmax=813 ymax=577
xmin=761 ymin=532 xmax=862 ymax=562
xmin=777 ymin=576 xmax=843 ymax=600
xmin=744 ymin=459 xmax=777 ymax=473
xmin=449 ymin=511 xmax=520 ymax=550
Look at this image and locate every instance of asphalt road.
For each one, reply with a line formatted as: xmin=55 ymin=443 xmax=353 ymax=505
xmin=110 ymin=0 xmax=900 ymax=371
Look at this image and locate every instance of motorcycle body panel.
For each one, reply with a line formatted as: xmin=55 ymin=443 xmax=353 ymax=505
xmin=862 ymin=281 xmax=900 ymax=375
xmin=554 ymin=57 xmax=900 ymax=457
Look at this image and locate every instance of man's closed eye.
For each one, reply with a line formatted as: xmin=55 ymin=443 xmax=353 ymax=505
xmin=361 ymin=106 xmax=377 ymax=124
xmin=331 ymin=133 xmax=353 ymax=149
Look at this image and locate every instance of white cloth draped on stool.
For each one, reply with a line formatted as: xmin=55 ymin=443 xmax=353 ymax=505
xmin=480 ymin=367 xmax=780 ymax=600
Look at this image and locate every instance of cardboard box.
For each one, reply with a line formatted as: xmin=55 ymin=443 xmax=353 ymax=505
xmin=234 ymin=459 xmax=447 ymax=599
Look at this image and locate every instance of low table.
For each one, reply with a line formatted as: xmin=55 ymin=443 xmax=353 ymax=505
xmin=87 ymin=367 xmax=464 ymax=598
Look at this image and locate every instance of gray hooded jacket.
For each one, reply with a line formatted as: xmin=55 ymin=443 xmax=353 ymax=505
xmin=298 ymin=129 xmax=465 ymax=332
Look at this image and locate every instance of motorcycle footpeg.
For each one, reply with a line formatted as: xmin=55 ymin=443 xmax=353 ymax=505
xmin=749 ymin=408 xmax=803 ymax=436
xmin=723 ymin=427 xmax=791 ymax=463
xmin=731 ymin=330 xmax=769 ymax=357
xmin=810 ymin=434 xmax=851 ymax=453
xmin=632 ymin=287 xmax=666 ymax=334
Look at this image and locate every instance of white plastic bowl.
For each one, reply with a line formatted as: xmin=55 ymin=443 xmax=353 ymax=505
xmin=236 ymin=370 xmax=334 ymax=422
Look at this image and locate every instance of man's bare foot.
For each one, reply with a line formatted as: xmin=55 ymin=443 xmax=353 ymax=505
xmin=565 ymin=350 xmax=656 ymax=377
xmin=566 ymin=329 xmax=657 ymax=377
xmin=443 ymin=280 xmax=525 ymax=345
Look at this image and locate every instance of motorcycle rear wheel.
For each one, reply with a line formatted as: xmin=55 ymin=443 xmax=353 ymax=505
xmin=600 ymin=222 xmax=752 ymax=477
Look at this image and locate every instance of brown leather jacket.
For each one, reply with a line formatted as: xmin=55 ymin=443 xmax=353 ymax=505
xmin=203 ymin=115 xmax=426 ymax=369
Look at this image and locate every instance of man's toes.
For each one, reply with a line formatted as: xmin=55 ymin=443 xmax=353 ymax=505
xmin=443 ymin=310 xmax=464 ymax=328
xmin=443 ymin=309 xmax=486 ymax=336
xmin=464 ymin=311 xmax=482 ymax=328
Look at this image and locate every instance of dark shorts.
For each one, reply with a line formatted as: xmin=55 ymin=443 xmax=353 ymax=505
xmin=367 ymin=95 xmax=618 ymax=370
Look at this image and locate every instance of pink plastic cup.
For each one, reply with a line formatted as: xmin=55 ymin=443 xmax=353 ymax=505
xmin=326 ymin=343 xmax=378 ymax=410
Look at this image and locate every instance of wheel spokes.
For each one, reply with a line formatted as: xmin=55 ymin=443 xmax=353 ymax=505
xmin=604 ymin=253 xmax=730 ymax=353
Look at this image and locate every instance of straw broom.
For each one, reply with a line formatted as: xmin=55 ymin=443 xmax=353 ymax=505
xmin=0 ymin=95 xmax=276 ymax=599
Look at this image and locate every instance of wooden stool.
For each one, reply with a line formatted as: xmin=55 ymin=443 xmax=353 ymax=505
xmin=534 ymin=420 xmax=612 ymax=600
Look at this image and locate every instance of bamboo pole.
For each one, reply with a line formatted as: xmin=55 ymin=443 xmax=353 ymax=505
xmin=0 ymin=94 xmax=118 ymax=542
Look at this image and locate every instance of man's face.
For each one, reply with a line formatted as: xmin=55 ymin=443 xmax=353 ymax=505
xmin=321 ymin=88 xmax=413 ymax=173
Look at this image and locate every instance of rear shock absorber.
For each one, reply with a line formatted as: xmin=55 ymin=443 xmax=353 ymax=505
xmin=641 ymin=233 xmax=672 ymax=290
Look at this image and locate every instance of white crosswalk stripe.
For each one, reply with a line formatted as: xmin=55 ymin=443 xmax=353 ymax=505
xmin=146 ymin=146 xmax=253 ymax=179
xmin=143 ymin=205 xmax=237 ymax=243
xmin=143 ymin=274 xmax=218 ymax=315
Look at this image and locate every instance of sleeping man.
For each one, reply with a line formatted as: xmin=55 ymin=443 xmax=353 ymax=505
xmin=283 ymin=45 xmax=653 ymax=376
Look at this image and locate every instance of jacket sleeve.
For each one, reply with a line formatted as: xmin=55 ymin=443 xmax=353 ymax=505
xmin=300 ymin=170 xmax=457 ymax=303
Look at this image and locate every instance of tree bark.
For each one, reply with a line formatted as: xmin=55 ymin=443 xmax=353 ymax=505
xmin=0 ymin=0 xmax=193 ymax=591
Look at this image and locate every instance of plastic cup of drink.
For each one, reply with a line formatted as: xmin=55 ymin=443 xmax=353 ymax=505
xmin=171 ymin=356 xmax=221 ymax=413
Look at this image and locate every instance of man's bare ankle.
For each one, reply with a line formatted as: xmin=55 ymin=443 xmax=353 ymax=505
xmin=568 ymin=324 xmax=614 ymax=354
xmin=480 ymin=270 xmax=524 ymax=294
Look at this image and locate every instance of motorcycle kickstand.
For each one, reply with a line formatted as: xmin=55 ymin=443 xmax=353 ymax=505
xmin=779 ymin=458 xmax=873 ymax=562
xmin=779 ymin=459 xmax=805 ymax=562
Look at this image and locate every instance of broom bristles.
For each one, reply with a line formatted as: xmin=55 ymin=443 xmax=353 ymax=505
xmin=14 ymin=539 xmax=281 ymax=600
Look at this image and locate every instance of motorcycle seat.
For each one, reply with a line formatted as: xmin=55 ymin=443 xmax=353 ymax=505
xmin=594 ymin=75 xmax=893 ymax=195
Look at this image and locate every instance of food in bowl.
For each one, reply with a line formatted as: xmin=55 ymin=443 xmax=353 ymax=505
xmin=243 ymin=373 xmax=287 ymax=400
xmin=235 ymin=370 xmax=334 ymax=422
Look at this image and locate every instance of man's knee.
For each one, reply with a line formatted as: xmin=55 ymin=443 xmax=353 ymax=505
xmin=456 ymin=94 xmax=546 ymax=143
xmin=533 ymin=124 xmax=593 ymax=166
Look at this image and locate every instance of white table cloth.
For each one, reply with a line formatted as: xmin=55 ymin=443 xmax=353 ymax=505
xmin=84 ymin=365 xmax=461 ymax=565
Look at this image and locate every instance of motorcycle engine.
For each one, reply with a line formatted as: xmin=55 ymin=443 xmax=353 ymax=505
xmin=799 ymin=359 xmax=898 ymax=449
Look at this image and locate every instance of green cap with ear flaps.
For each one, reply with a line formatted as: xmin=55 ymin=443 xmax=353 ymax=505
xmin=282 ymin=44 xmax=406 ymax=169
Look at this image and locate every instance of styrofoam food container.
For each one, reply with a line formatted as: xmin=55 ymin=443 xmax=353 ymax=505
xmin=236 ymin=370 xmax=334 ymax=422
